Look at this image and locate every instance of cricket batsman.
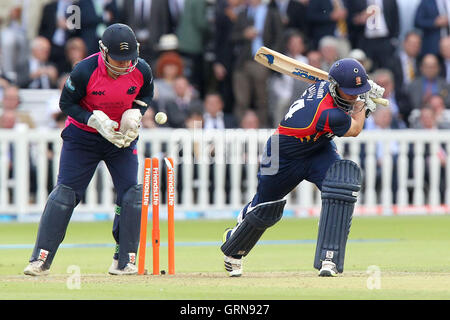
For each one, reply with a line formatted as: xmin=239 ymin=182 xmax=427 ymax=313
xmin=221 ymin=58 xmax=385 ymax=277
xmin=24 ymin=24 xmax=153 ymax=276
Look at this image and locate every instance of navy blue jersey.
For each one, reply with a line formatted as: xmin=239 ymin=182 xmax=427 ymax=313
xmin=275 ymin=81 xmax=351 ymax=159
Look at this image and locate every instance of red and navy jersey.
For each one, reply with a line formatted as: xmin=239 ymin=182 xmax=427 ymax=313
xmin=59 ymin=52 xmax=153 ymax=133
xmin=275 ymin=81 xmax=351 ymax=158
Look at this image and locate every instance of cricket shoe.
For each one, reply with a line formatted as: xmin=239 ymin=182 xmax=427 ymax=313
xmin=108 ymin=260 xmax=138 ymax=275
xmin=224 ymin=255 xmax=243 ymax=277
xmin=24 ymin=260 xmax=49 ymax=276
xmin=318 ymin=260 xmax=338 ymax=277
xmin=222 ymin=228 xmax=243 ymax=277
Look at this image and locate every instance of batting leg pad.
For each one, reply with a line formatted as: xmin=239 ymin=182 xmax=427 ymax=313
xmin=314 ymin=160 xmax=362 ymax=273
xmin=118 ymin=184 xmax=143 ymax=269
xmin=31 ymin=184 xmax=79 ymax=268
xmin=221 ymin=199 xmax=286 ymax=257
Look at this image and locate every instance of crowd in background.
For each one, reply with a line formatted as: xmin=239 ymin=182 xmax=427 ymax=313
xmin=0 ymin=0 xmax=449 ymax=204
xmin=1 ymin=0 xmax=450 ymax=131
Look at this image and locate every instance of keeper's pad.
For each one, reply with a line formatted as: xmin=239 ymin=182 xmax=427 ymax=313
xmin=118 ymin=184 xmax=143 ymax=269
xmin=314 ymin=160 xmax=362 ymax=273
xmin=221 ymin=199 xmax=286 ymax=257
xmin=30 ymin=184 xmax=79 ymax=268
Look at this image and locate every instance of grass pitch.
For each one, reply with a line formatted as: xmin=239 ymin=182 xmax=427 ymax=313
xmin=0 ymin=215 xmax=449 ymax=300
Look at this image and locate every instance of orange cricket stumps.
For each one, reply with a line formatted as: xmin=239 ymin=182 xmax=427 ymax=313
xmin=138 ymin=158 xmax=152 ymax=275
xmin=152 ymin=158 xmax=160 ymax=275
xmin=165 ymin=157 xmax=175 ymax=275
xmin=138 ymin=157 xmax=175 ymax=276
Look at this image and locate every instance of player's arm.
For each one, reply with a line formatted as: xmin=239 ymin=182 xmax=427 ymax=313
xmin=343 ymin=102 xmax=366 ymax=137
xmin=59 ymin=62 xmax=124 ymax=148
xmin=132 ymin=59 xmax=154 ymax=115
xmin=120 ymin=60 xmax=154 ymax=147
xmin=59 ymin=65 xmax=93 ymax=124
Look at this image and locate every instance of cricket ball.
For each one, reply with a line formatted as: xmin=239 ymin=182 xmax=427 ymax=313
xmin=155 ymin=112 xmax=168 ymax=125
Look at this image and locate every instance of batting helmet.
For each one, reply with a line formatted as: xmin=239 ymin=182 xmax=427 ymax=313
xmin=99 ymin=23 xmax=140 ymax=75
xmin=328 ymin=58 xmax=371 ymax=113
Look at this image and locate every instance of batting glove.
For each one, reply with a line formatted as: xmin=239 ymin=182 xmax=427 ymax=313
xmin=120 ymin=109 xmax=142 ymax=148
xmin=87 ymin=110 xmax=125 ymax=148
xmin=364 ymin=95 xmax=377 ymax=118
xmin=364 ymin=80 xmax=386 ymax=118
xmin=367 ymin=79 xmax=385 ymax=101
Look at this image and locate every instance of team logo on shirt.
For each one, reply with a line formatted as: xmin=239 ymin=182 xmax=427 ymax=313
xmin=127 ymin=86 xmax=137 ymax=94
xmin=65 ymin=77 xmax=75 ymax=91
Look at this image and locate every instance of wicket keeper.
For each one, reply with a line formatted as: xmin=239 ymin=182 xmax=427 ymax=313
xmin=221 ymin=58 xmax=385 ymax=277
xmin=24 ymin=24 xmax=153 ymax=276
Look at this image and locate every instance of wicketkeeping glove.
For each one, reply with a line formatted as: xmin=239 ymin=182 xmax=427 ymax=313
xmin=120 ymin=109 xmax=142 ymax=148
xmin=87 ymin=110 xmax=125 ymax=148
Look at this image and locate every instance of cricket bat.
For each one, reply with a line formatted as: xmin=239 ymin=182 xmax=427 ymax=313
xmin=254 ymin=46 xmax=389 ymax=106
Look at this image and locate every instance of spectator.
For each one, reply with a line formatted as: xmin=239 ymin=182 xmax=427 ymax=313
xmin=155 ymin=33 xmax=180 ymax=56
xmin=416 ymin=106 xmax=447 ymax=203
xmin=418 ymin=106 xmax=438 ymax=129
xmin=1 ymin=85 xmax=35 ymax=128
xmin=318 ymin=36 xmax=340 ymax=72
xmin=427 ymin=95 xmax=450 ymax=129
xmin=0 ymin=5 xmax=28 ymax=85
xmin=76 ymin=0 xmax=119 ymax=55
xmin=362 ymin=0 xmax=400 ymax=70
xmin=390 ymin=31 xmax=422 ymax=91
xmin=203 ymin=93 xmax=238 ymax=129
xmin=185 ymin=107 xmax=204 ymax=129
xmin=16 ymin=36 xmax=59 ymax=89
xmin=307 ymin=50 xmax=324 ymax=69
xmin=269 ymin=29 xmax=309 ymax=125
xmin=0 ymin=106 xmax=38 ymax=202
xmin=121 ymin=0 xmax=172 ymax=69
xmin=397 ymin=0 xmax=421 ymax=41
xmin=176 ymin=0 xmax=209 ymax=98
xmin=38 ymin=0 xmax=73 ymax=72
xmin=59 ymin=37 xmax=88 ymax=74
xmin=45 ymin=73 xmax=70 ymax=129
xmin=348 ymin=48 xmax=373 ymax=73
xmin=369 ymin=69 xmax=409 ymax=128
xmin=0 ymin=109 xmax=18 ymax=129
xmin=168 ymin=0 xmax=185 ymax=33
xmin=371 ymin=107 xmax=400 ymax=203
xmin=307 ymin=0 xmax=348 ymax=50
xmin=164 ymin=76 xmax=202 ymax=128
xmin=345 ymin=0 xmax=370 ymax=49
xmin=213 ymin=0 xmax=242 ymax=114
xmin=54 ymin=111 xmax=68 ymax=129
xmin=410 ymin=95 xmax=450 ymax=129
xmin=415 ymin=0 xmax=450 ymax=56
xmin=153 ymin=51 xmax=184 ymax=107
xmin=439 ymin=36 xmax=450 ymax=83
xmin=0 ymin=74 xmax=10 ymax=101
xmin=231 ymin=0 xmax=284 ymax=128
xmin=285 ymin=0 xmax=310 ymax=39
xmin=406 ymin=54 xmax=450 ymax=111
xmin=240 ymin=109 xmax=260 ymax=129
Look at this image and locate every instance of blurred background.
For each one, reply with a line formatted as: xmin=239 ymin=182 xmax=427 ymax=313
xmin=0 ymin=0 xmax=449 ymax=222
